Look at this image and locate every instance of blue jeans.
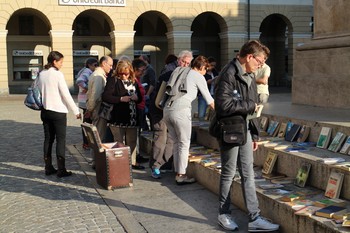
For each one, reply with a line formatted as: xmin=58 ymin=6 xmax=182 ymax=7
xmin=197 ymin=95 xmax=207 ymax=120
xmin=218 ymin=129 xmax=260 ymax=221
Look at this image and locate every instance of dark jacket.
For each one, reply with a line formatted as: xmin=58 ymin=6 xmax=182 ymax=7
xmin=214 ymin=58 xmax=260 ymax=141
xmin=149 ymin=60 xmax=178 ymax=124
xmin=102 ymin=77 xmax=142 ymax=126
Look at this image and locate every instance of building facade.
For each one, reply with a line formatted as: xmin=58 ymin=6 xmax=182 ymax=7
xmin=0 ymin=0 xmax=312 ymax=94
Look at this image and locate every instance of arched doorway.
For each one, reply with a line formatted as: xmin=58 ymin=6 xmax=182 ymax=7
xmin=260 ymin=14 xmax=293 ymax=90
xmin=191 ymin=12 xmax=226 ymax=71
xmin=72 ymin=10 xmax=113 ymax=93
xmin=134 ymin=11 xmax=171 ymax=76
xmin=6 ymin=8 xmax=51 ymax=93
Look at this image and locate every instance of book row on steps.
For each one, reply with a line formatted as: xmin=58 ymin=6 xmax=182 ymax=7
xmin=188 ymin=143 xmax=350 ymax=228
xmin=259 ymin=116 xmax=350 ymax=166
xmin=256 ymin=150 xmax=350 ymax=229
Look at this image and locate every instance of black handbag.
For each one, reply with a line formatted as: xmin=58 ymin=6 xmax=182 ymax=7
xmin=210 ymin=113 xmax=247 ymax=146
xmin=98 ymin=101 xmax=114 ymax=120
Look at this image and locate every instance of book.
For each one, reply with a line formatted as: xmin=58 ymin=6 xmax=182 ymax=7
xmin=315 ymin=205 xmax=347 ymax=219
xmin=317 ymin=157 xmax=345 ymax=165
xmin=188 ymin=154 xmax=212 ymax=162
xmin=279 ymin=193 xmax=304 ymax=202
xmin=294 ymin=162 xmax=311 ymax=187
xmin=260 ymin=116 xmax=269 ymax=131
xmin=247 ymin=104 xmax=263 ymax=120
xmin=285 ymin=124 xmax=301 ymax=142
xmin=339 ymin=136 xmax=350 ymax=154
xmin=294 ymin=206 xmax=322 ymax=217
xmin=285 ymin=121 xmax=294 ymax=136
xmin=325 ymin=171 xmax=344 ymax=199
xmin=263 ymin=188 xmax=291 ymax=196
xmin=200 ymin=158 xmax=220 ymax=167
xmin=343 ymin=215 xmax=350 ymax=227
xmin=328 ymin=132 xmax=346 ymax=152
xmin=316 ymin=127 xmax=332 ymax=149
xmin=271 ymin=177 xmax=295 ymax=184
xmin=331 ymin=162 xmax=350 ymax=172
xmin=267 ymin=120 xmax=280 ymax=137
xmin=258 ymin=183 xmax=284 ymax=190
xmin=262 ymin=151 xmax=278 ymax=174
xmin=284 ymin=145 xmax=308 ymax=152
xmin=296 ymin=125 xmax=311 ymax=143
xmin=313 ymin=198 xmax=347 ymax=208
xmin=277 ymin=122 xmax=287 ymax=138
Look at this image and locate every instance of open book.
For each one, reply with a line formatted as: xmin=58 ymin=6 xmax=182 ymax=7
xmin=247 ymin=104 xmax=264 ymax=120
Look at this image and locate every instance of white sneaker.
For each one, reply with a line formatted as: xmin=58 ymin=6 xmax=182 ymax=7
xmin=248 ymin=216 xmax=279 ymax=232
xmin=175 ymin=175 xmax=196 ymax=185
xmin=218 ymin=214 xmax=238 ymax=231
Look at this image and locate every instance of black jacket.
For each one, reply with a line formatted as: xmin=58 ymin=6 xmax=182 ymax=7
xmin=214 ymin=58 xmax=260 ymax=141
xmin=102 ymin=77 xmax=142 ymax=126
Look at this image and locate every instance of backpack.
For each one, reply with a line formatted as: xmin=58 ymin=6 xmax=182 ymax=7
xmin=156 ymin=67 xmax=191 ymax=109
xmin=24 ymin=75 xmax=43 ymax=110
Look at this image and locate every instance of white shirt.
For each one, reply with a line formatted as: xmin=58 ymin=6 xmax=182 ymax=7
xmin=38 ymin=67 xmax=80 ymax=115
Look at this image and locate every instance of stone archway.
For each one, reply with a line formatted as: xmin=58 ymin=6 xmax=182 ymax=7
xmin=260 ymin=14 xmax=293 ymax=90
xmin=191 ymin=12 xmax=227 ymax=71
xmin=134 ymin=11 xmax=172 ymax=76
xmin=6 ymin=8 xmax=51 ymax=94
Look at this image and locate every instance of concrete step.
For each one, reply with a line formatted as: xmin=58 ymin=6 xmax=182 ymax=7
xmin=140 ymin=117 xmax=350 ymax=233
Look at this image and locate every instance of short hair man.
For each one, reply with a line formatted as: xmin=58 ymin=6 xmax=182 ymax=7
xmin=148 ymin=50 xmax=193 ymax=179
xmin=214 ymin=40 xmax=279 ymax=232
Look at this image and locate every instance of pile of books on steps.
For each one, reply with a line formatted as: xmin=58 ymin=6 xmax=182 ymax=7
xmin=188 ymin=144 xmax=222 ymax=172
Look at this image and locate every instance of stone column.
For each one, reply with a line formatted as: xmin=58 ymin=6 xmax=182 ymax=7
xmin=219 ymin=31 xmax=248 ymax=65
xmin=111 ymin=30 xmax=135 ymax=59
xmin=293 ymin=0 xmax=350 ymax=109
xmin=49 ymin=30 xmax=74 ymax=88
xmin=0 ymin=30 xmax=9 ymax=95
xmin=166 ymin=31 xmax=192 ymax=56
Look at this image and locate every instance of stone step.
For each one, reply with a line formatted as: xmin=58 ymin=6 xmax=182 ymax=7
xmin=140 ymin=116 xmax=350 ymax=233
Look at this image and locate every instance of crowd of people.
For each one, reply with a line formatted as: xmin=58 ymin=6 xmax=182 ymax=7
xmin=36 ymin=39 xmax=278 ymax=232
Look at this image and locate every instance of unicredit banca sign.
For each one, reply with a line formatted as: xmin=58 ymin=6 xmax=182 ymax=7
xmin=58 ymin=0 xmax=126 ymax=7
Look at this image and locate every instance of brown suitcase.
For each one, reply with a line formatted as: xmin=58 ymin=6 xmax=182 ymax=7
xmin=81 ymin=123 xmax=133 ymax=190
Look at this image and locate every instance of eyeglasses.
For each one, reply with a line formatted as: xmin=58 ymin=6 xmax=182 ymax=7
xmin=118 ymin=72 xmax=130 ymax=76
xmin=253 ymin=56 xmax=265 ymax=66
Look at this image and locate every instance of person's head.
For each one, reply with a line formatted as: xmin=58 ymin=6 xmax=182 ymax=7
xmin=119 ymin=55 xmax=132 ymax=62
xmin=164 ymin=54 xmax=177 ymax=65
xmin=85 ymin=57 xmax=98 ymax=71
xmin=115 ymin=59 xmax=136 ymax=83
xmin=99 ymin=56 xmax=113 ymax=74
xmin=45 ymin=51 xmax=64 ymax=70
xmin=177 ymin=50 xmax=193 ymax=67
xmin=112 ymin=58 xmax=119 ymax=70
xmin=132 ymin=58 xmax=147 ymax=79
xmin=191 ymin=55 xmax=209 ymax=75
xmin=238 ymin=40 xmax=270 ymax=73
xmin=207 ymin=56 xmax=217 ymax=72
xmin=139 ymin=55 xmax=150 ymax=64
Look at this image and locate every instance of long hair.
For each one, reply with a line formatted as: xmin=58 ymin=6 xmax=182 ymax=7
xmin=44 ymin=51 xmax=64 ymax=70
xmin=114 ymin=59 xmax=136 ymax=83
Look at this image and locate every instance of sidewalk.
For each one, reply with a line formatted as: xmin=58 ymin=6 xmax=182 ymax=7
xmin=0 ymin=95 xmax=246 ymax=233
xmin=1 ymin=93 xmax=350 ymax=232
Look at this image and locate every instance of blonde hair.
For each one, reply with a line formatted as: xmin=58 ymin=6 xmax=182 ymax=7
xmin=113 ymin=59 xmax=136 ymax=83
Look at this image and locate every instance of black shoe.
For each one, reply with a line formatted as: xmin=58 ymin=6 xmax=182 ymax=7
xmin=136 ymin=155 xmax=149 ymax=163
xmin=132 ymin=164 xmax=145 ymax=170
xmin=45 ymin=166 xmax=57 ymax=176
xmin=57 ymin=170 xmax=73 ymax=178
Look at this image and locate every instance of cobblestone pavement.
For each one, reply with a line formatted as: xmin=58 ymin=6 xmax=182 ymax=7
xmin=0 ymin=96 xmax=125 ymax=233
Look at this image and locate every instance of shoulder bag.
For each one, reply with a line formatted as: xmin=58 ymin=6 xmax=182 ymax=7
xmin=24 ymin=75 xmax=43 ymax=110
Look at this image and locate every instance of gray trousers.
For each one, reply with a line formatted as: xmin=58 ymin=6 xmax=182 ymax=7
xmin=152 ymin=119 xmax=174 ymax=169
xmin=218 ymin=129 xmax=260 ymax=221
xmin=163 ymin=106 xmax=192 ymax=174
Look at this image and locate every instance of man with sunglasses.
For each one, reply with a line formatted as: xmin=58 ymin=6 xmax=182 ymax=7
xmin=213 ymin=40 xmax=279 ymax=232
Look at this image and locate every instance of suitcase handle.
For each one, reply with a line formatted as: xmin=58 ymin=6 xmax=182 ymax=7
xmin=114 ymin=151 xmax=123 ymax=158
